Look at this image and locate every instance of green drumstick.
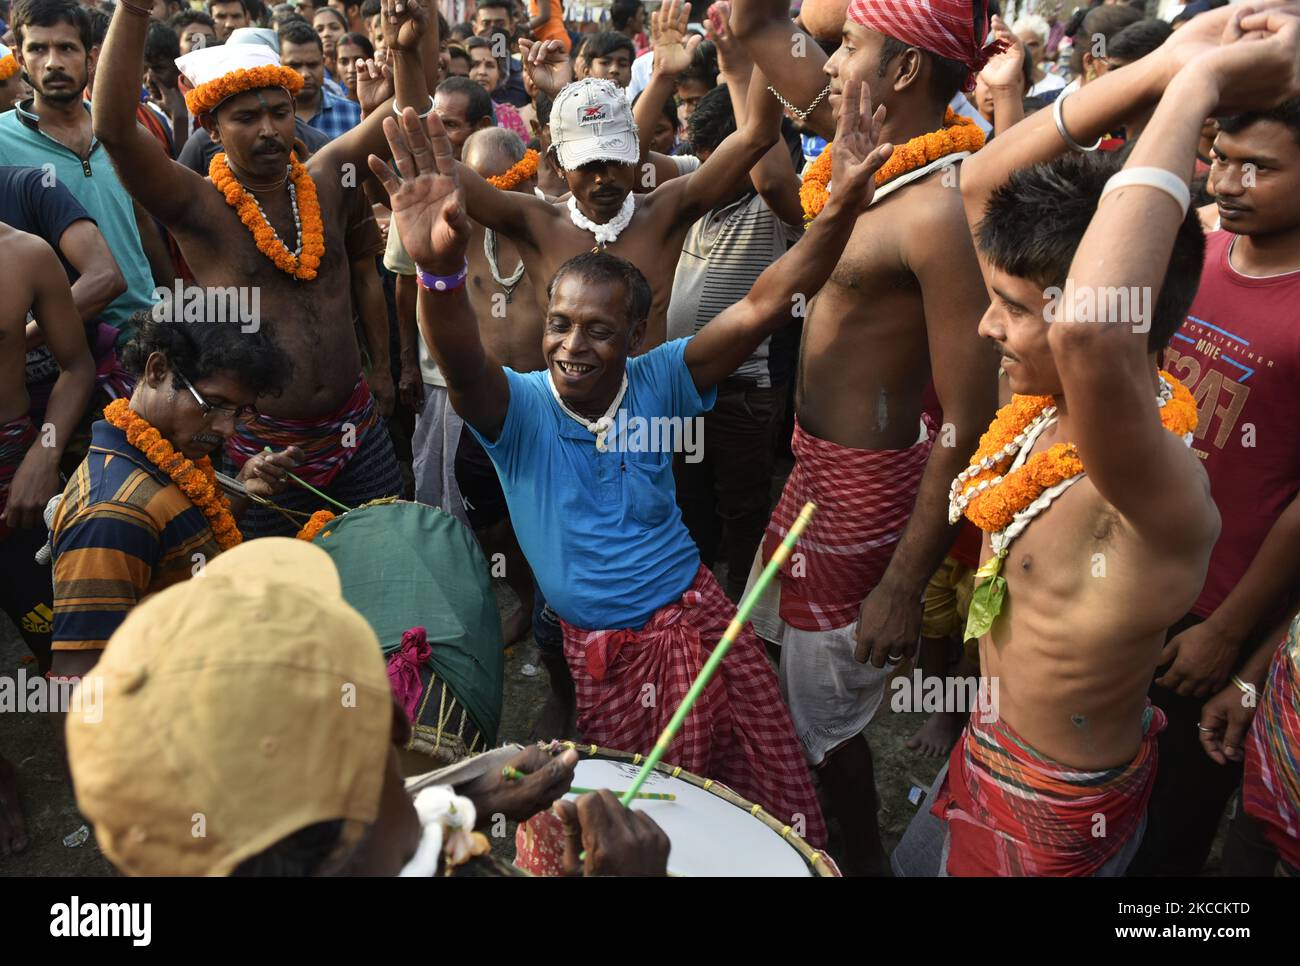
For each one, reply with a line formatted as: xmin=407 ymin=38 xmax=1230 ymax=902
xmin=501 ymin=766 xmax=676 ymax=801
xmin=617 ymin=501 xmax=817 ymax=808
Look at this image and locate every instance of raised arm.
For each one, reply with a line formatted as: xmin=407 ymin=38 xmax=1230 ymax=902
xmin=1050 ymin=13 xmax=1300 ymax=544
xmin=979 ymin=16 xmax=1025 ymax=138
xmin=91 ymin=4 xmax=208 ymax=229
xmin=730 ymin=0 xmax=834 ymax=139
xmin=633 ymin=0 xmax=702 ymax=186
xmin=370 ymin=109 xmax=510 ymax=436
xmin=712 ymin=3 xmax=802 ymax=225
xmin=686 ymin=81 xmax=891 ymax=388
xmin=653 ymin=39 xmax=783 ymax=227
xmin=959 ymin=3 xmax=1290 ymax=229
xmin=314 ymin=0 xmax=434 ymax=177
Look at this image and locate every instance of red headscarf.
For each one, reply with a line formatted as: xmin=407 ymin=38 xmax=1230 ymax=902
xmin=846 ymin=0 xmax=1000 ymax=91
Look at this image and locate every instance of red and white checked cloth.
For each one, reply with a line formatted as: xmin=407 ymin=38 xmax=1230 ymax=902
xmin=763 ymin=417 xmax=934 ymax=632
xmin=560 ymin=564 xmax=826 ymax=847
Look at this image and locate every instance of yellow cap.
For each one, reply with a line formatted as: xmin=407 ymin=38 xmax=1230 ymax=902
xmin=67 ymin=539 xmax=393 ymax=876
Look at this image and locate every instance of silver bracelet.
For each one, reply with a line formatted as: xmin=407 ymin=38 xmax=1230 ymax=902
xmin=768 ymin=83 xmax=830 ymax=124
xmin=393 ymin=95 xmax=436 ymax=120
xmin=1053 ymin=90 xmax=1102 ymax=153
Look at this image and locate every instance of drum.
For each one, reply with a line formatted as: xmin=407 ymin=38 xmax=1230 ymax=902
xmin=310 ymin=500 xmax=504 ymax=767
xmin=516 ymin=743 xmax=841 ymax=877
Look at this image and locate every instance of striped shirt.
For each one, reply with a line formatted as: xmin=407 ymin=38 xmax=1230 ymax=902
xmin=666 ymin=192 xmax=802 ymax=388
xmin=51 ymin=420 xmax=221 ymax=651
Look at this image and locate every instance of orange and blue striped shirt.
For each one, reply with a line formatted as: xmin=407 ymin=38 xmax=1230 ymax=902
xmin=51 ymin=420 xmax=221 ymax=651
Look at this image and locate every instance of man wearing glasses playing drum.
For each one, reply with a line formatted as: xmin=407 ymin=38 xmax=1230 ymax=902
xmin=47 ymin=309 xmax=304 ymax=684
xmin=371 ymin=78 xmax=898 ymax=848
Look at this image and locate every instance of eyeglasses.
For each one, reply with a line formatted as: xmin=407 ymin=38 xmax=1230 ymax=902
xmin=177 ymin=370 xmax=255 ymax=422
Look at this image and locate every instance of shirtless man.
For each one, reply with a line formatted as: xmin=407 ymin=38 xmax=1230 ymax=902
xmin=892 ymin=5 xmax=1300 ymax=876
xmin=731 ymin=0 xmax=999 ymax=873
xmin=0 ymin=223 xmax=94 ymax=855
xmin=459 ymin=12 xmax=783 ymax=349
xmin=90 ymin=0 xmax=435 ymax=537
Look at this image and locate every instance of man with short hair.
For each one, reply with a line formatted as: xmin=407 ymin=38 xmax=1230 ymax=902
xmin=207 ymin=0 xmax=250 ymax=40
xmin=892 ymin=5 xmax=1297 ymax=878
xmin=278 ymin=19 xmax=360 ymax=137
xmin=370 ymin=81 xmax=899 ymax=846
xmin=0 ymin=0 xmax=157 ymax=347
xmin=577 ymin=30 xmax=635 ymax=89
xmin=169 ymin=9 xmax=218 ymax=53
xmin=611 ymin=0 xmax=645 ymax=47
xmin=731 ymin=0 xmax=1000 ymax=874
xmin=328 ymin=0 xmax=364 ymax=34
xmin=1132 ymin=92 xmax=1300 ymax=876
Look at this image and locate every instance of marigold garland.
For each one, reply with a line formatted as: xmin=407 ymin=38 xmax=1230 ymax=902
xmin=209 ymin=152 xmax=325 ymax=280
xmin=103 ymin=398 xmax=242 ymax=552
xmin=183 ymin=65 xmax=304 ymax=117
xmin=800 ymin=109 xmax=985 ymax=222
xmin=487 ymin=149 xmax=539 ymax=190
xmin=296 ymin=510 xmax=336 ymax=541
xmin=0 ymin=53 xmax=18 ymax=82
xmin=957 ymin=372 xmax=1198 ymax=534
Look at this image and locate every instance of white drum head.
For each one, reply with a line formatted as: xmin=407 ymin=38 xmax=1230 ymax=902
xmin=567 ymin=759 xmax=813 ymax=877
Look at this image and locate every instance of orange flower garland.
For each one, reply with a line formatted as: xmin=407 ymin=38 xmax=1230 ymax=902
xmin=0 ymin=52 xmax=18 ymax=82
xmin=183 ymin=65 xmax=304 ymax=117
xmin=103 ymin=398 xmax=242 ymax=551
xmin=487 ymin=149 xmax=539 ymax=190
xmin=209 ymin=152 xmax=326 ymax=280
xmin=800 ymin=109 xmax=985 ymax=222
xmin=956 ymin=373 xmax=1198 ymax=535
xmin=296 ymin=510 xmax=336 ymax=541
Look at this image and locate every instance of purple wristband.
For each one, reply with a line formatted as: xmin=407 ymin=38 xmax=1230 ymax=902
xmin=416 ymin=260 xmax=469 ymax=292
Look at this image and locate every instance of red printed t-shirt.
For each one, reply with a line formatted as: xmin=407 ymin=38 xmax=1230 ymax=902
xmin=1162 ymin=230 xmax=1300 ymax=620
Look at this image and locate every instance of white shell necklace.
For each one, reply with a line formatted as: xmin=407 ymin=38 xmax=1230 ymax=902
xmin=568 ymin=193 xmax=635 ymax=249
xmin=245 ymin=165 xmax=302 ymax=257
xmin=547 ymin=371 xmax=628 ymax=452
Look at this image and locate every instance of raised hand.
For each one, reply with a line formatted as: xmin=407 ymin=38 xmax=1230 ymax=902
xmin=979 ymin=14 xmax=1025 ymax=92
xmin=1194 ymin=5 xmax=1300 ymax=113
xmin=707 ymin=1 xmax=750 ymax=77
xmin=381 ymin=0 xmax=429 ymax=53
xmin=651 ymin=0 xmax=703 ymax=76
xmin=828 ymin=79 xmax=893 ymax=215
xmin=355 ymin=51 xmax=394 ymax=118
xmin=518 ymin=38 xmax=573 ymax=97
xmin=368 ymin=108 xmax=471 ymax=273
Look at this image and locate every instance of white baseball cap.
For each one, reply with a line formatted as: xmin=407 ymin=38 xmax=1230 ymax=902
xmin=549 ymin=78 xmax=640 ymax=171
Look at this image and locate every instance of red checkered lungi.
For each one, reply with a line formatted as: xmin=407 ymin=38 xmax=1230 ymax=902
xmin=560 ymin=564 xmax=825 ymax=847
xmin=764 ymin=417 xmax=933 ymax=631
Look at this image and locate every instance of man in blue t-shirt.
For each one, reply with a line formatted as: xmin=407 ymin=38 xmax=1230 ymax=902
xmin=372 ymin=84 xmax=894 ymax=845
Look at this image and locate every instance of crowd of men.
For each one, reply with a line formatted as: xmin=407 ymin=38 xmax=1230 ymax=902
xmin=0 ymin=0 xmax=1298 ymax=878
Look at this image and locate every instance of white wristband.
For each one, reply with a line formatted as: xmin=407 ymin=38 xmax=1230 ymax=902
xmin=1100 ymin=167 xmax=1192 ymax=217
xmin=394 ymin=95 xmax=436 ymax=119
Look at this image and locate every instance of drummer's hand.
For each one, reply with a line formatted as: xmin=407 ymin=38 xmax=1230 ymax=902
xmin=555 ymin=790 xmax=671 ymax=877
xmin=237 ymin=446 xmax=304 ymax=500
xmin=463 ymin=747 xmax=578 ymax=828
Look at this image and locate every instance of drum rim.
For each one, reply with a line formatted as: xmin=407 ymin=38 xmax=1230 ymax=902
xmin=556 ymin=740 xmax=841 ymax=877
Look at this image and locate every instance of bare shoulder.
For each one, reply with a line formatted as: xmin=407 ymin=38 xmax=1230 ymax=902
xmin=0 ymin=223 xmax=59 ymax=269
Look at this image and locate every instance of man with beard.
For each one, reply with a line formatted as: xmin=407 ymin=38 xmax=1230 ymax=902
xmin=0 ymin=0 xmax=156 ymax=346
xmin=729 ymin=0 xmax=999 ymax=874
xmin=91 ymin=0 xmax=436 ymax=538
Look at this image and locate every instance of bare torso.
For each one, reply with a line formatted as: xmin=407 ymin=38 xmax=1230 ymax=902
xmin=976 ymin=420 xmax=1213 ymax=769
xmin=513 ymin=195 xmax=692 ymax=349
xmin=171 ymin=169 xmax=362 ymax=418
xmin=467 ymin=220 xmax=545 ymax=372
xmin=796 ymin=174 xmax=959 ymax=449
